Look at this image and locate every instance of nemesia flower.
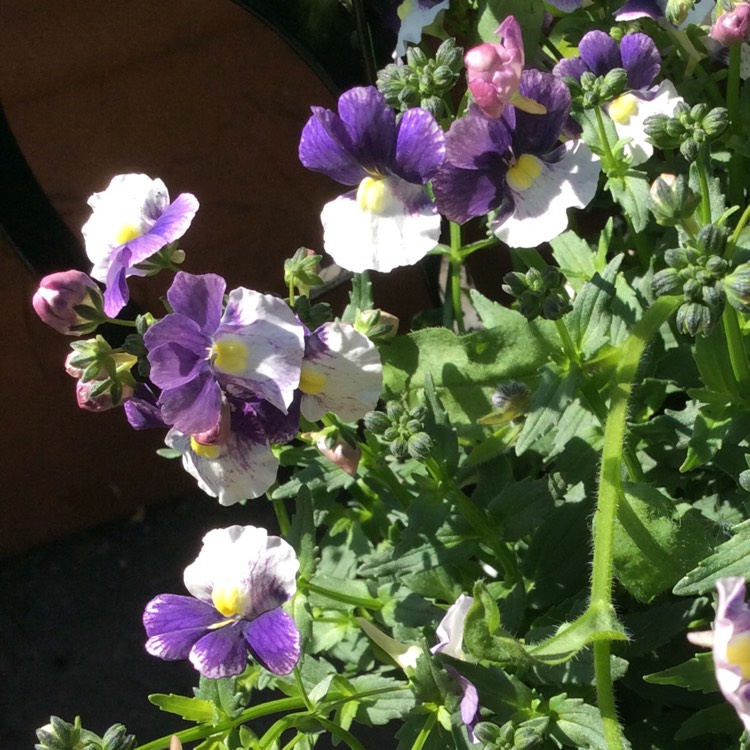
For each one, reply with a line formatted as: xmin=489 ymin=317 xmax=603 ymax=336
xmin=431 ymin=595 xmax=480 ymax=743
xmin=614 ymin=0 xmax=713 ymax=25
xmin=711 ymin=3 xmax=750 ymax=46
xmin=32 ymin=270 xmax=99 ymax=335
xmin=465 ymin=17 xmax=524 ymax=119
xmin=144 ymin=272 xmax=304 ymax=436
xmin=300 ymin=322 xmax=383 ymax=422
xmin=144 ymin=526 xmax=300 ymax=678
xmin=298 ymin=86 xmax=445 ymax=273
xmin=433 ymin=69 xmax=600 ymax=248
xmin=82 ymin=174 xmax=198 ymax=317
xmin=393 ymin=0 xmax=450 ymax=59
xmin=554 ymin=31 xmax=681 ymax=166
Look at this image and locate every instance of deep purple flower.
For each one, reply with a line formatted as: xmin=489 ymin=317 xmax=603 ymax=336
xmin=299 ymin=86 xmax=445 ymax=273
xmin=124 ymin=384 xmax=166 ymax=430
xmin=82 ymin=174 xmax=198 ymax=318
xmin=143 ymin=272 xmax=304 ymax=436
xmin=433 ymin=69 xmax=599 ymax=248
xmin=32 ymin=270 xmax=100 ymax=335
xmin=547 ymin=0 xmax=581 ymax=9
xmin=144 ymin=526 xmax=300 ymax=678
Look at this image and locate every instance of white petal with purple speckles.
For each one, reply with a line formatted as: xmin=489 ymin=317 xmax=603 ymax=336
xmin=492 ymin=140 xmax=600 ymax=248
xmin=167 ymin=429 xmax=279 ymax=506
xmin=244 ymin=608 xmax=301 ymax=675
xmin=301 ymin=322 xmax=382 ymax=423
xmin=320 ymin=181 xmax=441 ymax=273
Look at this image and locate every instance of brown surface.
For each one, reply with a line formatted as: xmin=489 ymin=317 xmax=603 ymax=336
xmin=0 ymin=0 xmax=433 ymax=555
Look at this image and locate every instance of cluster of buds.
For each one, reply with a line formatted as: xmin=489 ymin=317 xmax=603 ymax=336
xmin=35 ymin=716 xmax=135 ymax=750
xmin=653 ymin=225 xmax=729 ymax=336
xmin=567 ymin=68 xmax=629 ymax=110
xmin=284 ymin=246 xmax=323 ymax=299
xmin=644 ymin=102 xmax=729 ymax=160
xmin=711 ymin=2 xmax=750 ymax=47
xmin=32 ymin=270 xmax=104 ymax=336
xmin=354 ymin=308 xmax=399 ymax=341
xmin=65 ymin=335 xmax=139 ymax=411
xmin=377 ymin=39 xmax=463 ymax=117
xmin=364 ymin=401 xmax=433 ymax=461
xmin=648 ymin=174 xmax=700 ymax=228
xmin=474 ymin=716 xmax=549 ymax=749
xmin=502 ymin=266 xmax=572 ymax=322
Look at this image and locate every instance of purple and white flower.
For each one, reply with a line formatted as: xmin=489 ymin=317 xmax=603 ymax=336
xmin=144 ymin=272 xmax=304 ymax=436
xmin=614 ymin=0 xmax=713 ymax=26
xmin=431 ymin=594 xmax=480 ymax=743
xmin=393 ymin=0 xmax=450 ymax=59
xmin=554 ymin=31 xmax=681 ymax=166
xmin=82 ymin=174 xmax=198 ymax=317
xmin=144 ymin=525 xmax=301 ymax=678
xmin=32 ymin=270 xmax=100 ymax=335
xmin=433 ymin=69 xmax=599 ymax=248
xmin=299 ymin=86 xmax=445 ymax=273
xmin=300 ymin=322 xmax=382 ymax=423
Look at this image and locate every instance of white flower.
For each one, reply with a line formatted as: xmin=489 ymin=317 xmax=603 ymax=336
xmin=393 ymin=0 xmax=451 ymax=59
xmin=431 ymin=593 xmax=474 ymax=659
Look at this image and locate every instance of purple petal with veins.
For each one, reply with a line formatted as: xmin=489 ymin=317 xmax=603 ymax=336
xmin=394 ymin=107 xmax=446 ymax=183
xmin=189 ymin=622 xmax=250 ymax=678
xmin=245 ymin=609 xmax=301 ymax=675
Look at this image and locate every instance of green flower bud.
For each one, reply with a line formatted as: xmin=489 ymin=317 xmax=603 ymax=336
xmin=724 ymin=263 xmax=750 ymax=312
xmin=698 ymin=224 xmax=728 ymax=257
xmin=653 ymin=268 xmax=683 ymax=297
xmin=664 ymin=247 xmax=690 ymax=269
xmin=398 ymin=85 xmax=421 ymax=108
xmin=410 ymin=405 xmax=428 ymax=421
xmin=407 ymin=431 xmax=433 ymax=460
xmin=364 ymin=411 xmax=391 ymax=434
xmin=435 ymin=38 xmax=463 ymax=72
xmin=676 ymin=301 xmax=717 ymax=337
xmin=383 ymin=426 xmax=400 ymax=442
xmin=386 ymin=401 xmax=405 ymax=421
xmin=99 ymin=724 xmax=136 ymax=750
xmin=648 ymin=173 xmax=700 ymax=227
xmin=683 ymin=277 xmax=703 ymax=301
xmin=406 ymin=418 xmax=422 ymax=435
xmin=705 ymin=255 xmax=729 ymax=277
xmin=433 ymin=64 xmax=457 ymax=90
xmin=390 ymin=436 xmax=409 ymax=460
xmin=680 ymin=137 xmax=699 ymax=161
xmin=406 ymin=46 xmax=428 ymax=69
xmin=666 ymin=0 xmax=695 ymax=26
xmin=541 ymin=294 xmax=572 ymax=320
xmin=701 ymin=107 xmax=730 ymax=138
xmin=473 ymin=722 xmax=504 ymax=745
xmin=600 ymin=67 xmax=629 ymax=101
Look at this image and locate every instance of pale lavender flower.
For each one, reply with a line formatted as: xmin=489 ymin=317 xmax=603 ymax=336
xmin=82 ymin=174 xmax=198 ymax=317
xmin=144 ymin=272 xmax=304 ymax=436
xmin=144 ymin=526 xmax=300 ymax=678
xmin=32 ymin=270 xmax=99 ymax=335
xmin=465 ymin=17 xmax=524 ymax=119
xmin=393 ymin=0 xmax=450 ymax=58
xmin=298 ymin=86 xmax=445 ymax=273
xmin=614 ymin=0 xmax=713 ymax=25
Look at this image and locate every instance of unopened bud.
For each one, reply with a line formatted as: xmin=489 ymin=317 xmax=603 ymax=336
xmin=711 ymin=3 xmax=750 ymax=46
xmin=648 ymin=173 xmax=700 ymax=226
xmin=32 ymin=270 xmax=101 ymax=335
xmin=355 ymin=308 xmax=399 ymax=340
xmin=364 ymin=410 xmax=391 ymax=434
xmin=76 ymin=378 xmax=134 ymax=412
xmin=316 ymin=435 xmax=361 ymax=475
xmin=724 ymin=263 xmax=750 ymax=312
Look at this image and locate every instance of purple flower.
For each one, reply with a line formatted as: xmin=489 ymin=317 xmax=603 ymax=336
xmin=32 ymin=270 xmax=100 ymax=335
xmin=300 ymin=322 xmax=382 ymax=423
xmin=144 ymin=525 xmax=300 ymax=678
xmin=299 ymin=87 xmax=445 ymax=273
xmin=82 ymin=174 xmax=199 ymax=317
xmin=431 ymin=595 xmax=480 ymax=743
xmin=711 ymin=3 xmax=750 ymax=46
xmin=614 ymin=0 xmax=713 ymax=25
xmin=433 ymin=69 xmax=599 ymax=248
xmin=144 ymin=272 xmax=305 ymax=436
xmin=465 ymin=17 xmax=524 ymax=119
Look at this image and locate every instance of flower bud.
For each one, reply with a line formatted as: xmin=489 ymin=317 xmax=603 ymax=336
xmin=364 ymin=410 xmax=391 ymax=434
xmin=724 ymin=263 xmax=750 ymax=312
xmin=701 ymin=107 xmax=730 ymax=138
xmin=698 ymin=224 xmax=728 ymax=257
xmin=76 ymin=378 xmax=134 ymax=412
xmin=355 ymin=308 xmax=399 ymax=340
xmin=32 ymin=270 xmax=100 ymax=335
xmin=600 ymin=68 xmax=629 ymax=102
xmin=652 ymin=267 xmax=683 ymax=297
xmin=666 ymin=0 xmax=694 ymax=25
xmin=316 ymin=434 xmax=361 ymax=475
xmin=648 ymin=173 xmax=700 ymax=226
xmin=465 ymin=16 xmax=524 ymax=119
xmin=711 ymin=3 xmax=750 ymax=46
xmin=407 ymin=431 xmax=433 ymax=460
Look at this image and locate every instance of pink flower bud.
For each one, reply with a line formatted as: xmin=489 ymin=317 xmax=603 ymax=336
xmin=64 ymin=350 xmax=86 ymax=379
xmin=465 ymin=16 xmax=524 ymax=119
xmin=32 ymin=270 xmax=99 ymax=335
xmin=316 ymin=435 xmax=361 ymax=476
xmin=75 ymin=379 xmax=133 ymax=412
xmin=711 ymin=3 xmax=750 ymax=46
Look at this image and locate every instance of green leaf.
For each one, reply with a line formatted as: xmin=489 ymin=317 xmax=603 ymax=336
xmin=343 ymin=674 xmax=416 ymax=726
xmin=515 ymin=365 xmax=578 ymax=455
xmin=680 ymin=401 xmax=733 ymax=472
xmin=694 ymin=324 xmax=743 ymax=400
xmin=194 ymin=675 xmax=243 ymax=720
xmin=341 ymin=272 xmax=373 ymax=323
xmin=644 ymin=652 xmax=719 ymax=694
xmin=675 ymin=701 xmax=742 ymax=739
xmin=548 ymin=695 xmax=619 ymax=750
xmin=549 ymin=231 xmax=599 ymax=292
xmin=613 ymin=483 xmax=713 ymax=602
xmin=607 ymin=171 xmax=650 ymax=232
xmin=526 ymin=602 xmax=628 ymax=665
xmin=147 ymin=694 xmax=214 ymax=722
xmin=288 ymin=488 xmax=316 ymax=580
xmin=674 ymin=518 xmax=750 ymax=596
xmin=487 ymin=477 xmax=555 ymax=541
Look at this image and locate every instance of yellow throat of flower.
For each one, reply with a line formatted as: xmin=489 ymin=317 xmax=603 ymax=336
xmin=727 ymin=631 xmax=750 ymax=679
xmin=211 ymin=338 xmax=250 ymax=375
xmin=189 ymin=437 xmax=222 ymax=459
xmin=115 ymin=223 xmax=142 ymax=245
xmin=357 ymin=176 xmax=390 ymax=214
xmin=609 ymin=93 xmax=639 ymax=125
xmin=212 ymin=585 xmax=244 ymax=617
xmin=506 ymin=154 xmax=543 ymax=192
xmin=299 ymin=362 xmax=327 ymax=395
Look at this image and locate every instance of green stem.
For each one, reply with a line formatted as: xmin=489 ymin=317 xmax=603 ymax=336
xmin=295 ymin=665 xmax=315 ymax=712
xmin=410 ymin=712 xmax=438 ymax=750
xmin=449 ymin=222 xmax=466 ymax=334
xmin=589 ymin=296 xmax=681 ymax=749
xmin=104 ymin=317 xmax=137 ymax=328
xmin=727 ymin=202 xmax=750 ymax=261
xmin=304 ymin=581 xmax=383 ymax=610
xmin=593 ymin=107 xmax=621 ymax=178
xmin=554 ymin=318 xmax=578 ymax=363
xmin=316 ymin=717 xmax=366 ymax=750
xmin=728 ymin=44 xmax=744 ymax=208
xmin=459 ymin=236 xmax=501 ymax=260
xmin=273 ymin=497 xmax=291 ymax=536
xmin=695 ymin=146 xmax=712 ymax=226
xmin=132 ymin=697 xmax=306 ymax=750
xmin=722 ymin=305 xmax=750 ymax=395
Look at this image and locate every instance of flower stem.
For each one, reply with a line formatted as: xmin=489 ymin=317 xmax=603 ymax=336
xmin=410 ymin=712 xmax=437 ymax=750
xmin=104 ymin=317 xmax=137 ymax=328
xmin=589 ymin=296 xmax=680 ymax=749
xmin=695 ymin=146 xmax=712 ymax=226
xmin=722 ymin=305 xmax=750 ymax=395
xmin=727 ymin=202 xmax=750 ymax=261
xmin=304 ymin=580 xmax=383 ymax=610
xmin=593 ymin=107 xmax=621 ymax=178
xmin=728 ymin=44 xmax=744 ymax=208
xmin=273 ymin=497 xmax=291 ymax=536
xmin=449 ymin=222 xmax=466 ymax=334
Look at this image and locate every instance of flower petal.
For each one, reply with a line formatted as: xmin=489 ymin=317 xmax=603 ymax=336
xmin=320 ymin=184 xmax=441 ymax=273
xmin=394 ymin=107 xmax=446 ymax=183
xmin=146 ymin=315 xmax=211 ymax=389
xmin=433 ymin=161 xmax=506 ymax=225
xmin=432 ymin=594 xmax=473 ymax=659
xmin=553 ymin=56 xmax=590 ymax=83
xmin=613 ymin=0 xmax=664 ymax=20
xmin=620 ymin=33 xmax=660 ymax=91
xmin=159 ymin=370 xmax=223 ymax=435
xmin=513 ymin=69 xmax=571 ymax=155
xmin=167 ymin=272 xmax=226 ymax=333
xmin=578 ymin=30 xmax=620 ymax=77
xmin=245 ymin=608 xmax=301 ymax=675
xmin=189 ymin=623 xmax=249 ymax=678
xmin=394 ymin=0 xmax=450 ymax=58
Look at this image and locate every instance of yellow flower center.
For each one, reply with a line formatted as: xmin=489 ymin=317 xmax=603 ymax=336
xmin=189 ymin=437 xmax=222 ymax=459
xmin=727 ymin=632 xmax=750 ymax=679
xmin=115 ymin=223 xmax=142 ymax=245
xmin=211 ymin=338 xmax=250 ymax=375
xmin=357 ymin=176 xmax=390 ymax=214
xmin=211 ymin=586 xmax=244 ymax=617
xmin=506 ymin=154 xmax=543 ymax=192
xmin=299 ymin=362 xmax=327 ymax=395
xmin=609 ymin=93 xmax=639 ymax=125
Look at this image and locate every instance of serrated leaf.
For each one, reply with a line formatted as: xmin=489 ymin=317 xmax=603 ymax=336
xmin=680 ymin=402 xmax=733 ymax=472
xmin=644 ymin=652 xmax=719 ymax=694
xmin=674 ymin=518 xmax=750 ymax=596
xmin=608 ymin=171 xmax=650 ymax=232
xmin=550 ymin=231 xmax=599 ymax=292
xmin=148 ymin=693 xmax=214 ymax=722
xmin=613 ymin=483 xmax=714 ymax=601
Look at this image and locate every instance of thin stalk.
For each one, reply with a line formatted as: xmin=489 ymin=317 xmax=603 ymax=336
xmin=273 ymin=497 xmax=291 ymax=536
xmin=727 ymin=202 xmax=750 ymax=260
xmin=728 ymin=44 xmax=744 ymax=208
xmin=695 ymin=146 xmax=712 ymax=225
xmin=459 ymin=236 xmax=501 ymax=260
xmin=104 ymin=317 xmax=137 ymax=328
xmin=295 ymin=665 xmax=315 ymax=712
xmin=410 ymin=712 xmax=438 ymax=750
xmin=589 ymin=296 xmax=681 ymax=750
xmin=593 ymin=107 xmax=621 ymax=177
xmin=722 ymin=305 xmax=750 ymax=395
xmin=316 ymin=717 xmax=367 ymax=750
xmin=449 ymin=222 xmax=466 ymax=334
xmin=305 ymin=581 xmax=384 ymax=610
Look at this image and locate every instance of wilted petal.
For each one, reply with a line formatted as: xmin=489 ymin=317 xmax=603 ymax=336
xmin=245 ymin=608 xmax=301 ymax=675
